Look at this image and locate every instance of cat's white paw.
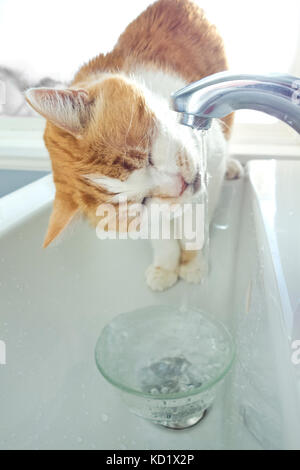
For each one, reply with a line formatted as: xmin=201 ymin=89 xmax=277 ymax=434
xmin=226 ymin=159 xmax=244 ymax=180
xmin=146 ymin=265 xmax=178 ymax=292
xmin=179 ymin=258 xmax=208 ymax=284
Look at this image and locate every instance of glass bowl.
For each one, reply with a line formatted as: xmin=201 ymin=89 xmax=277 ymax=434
xmin=95 ymin=305 xmax=235 ymax=429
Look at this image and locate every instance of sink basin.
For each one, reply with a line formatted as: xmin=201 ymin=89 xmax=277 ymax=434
xmin=0 ymin=160 xmax=299 ymax=450
xmin=0 ymin=169 xmax=49 ymax=198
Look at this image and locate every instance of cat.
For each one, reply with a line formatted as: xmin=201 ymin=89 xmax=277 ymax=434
xmin=25 ymin=0 xmax=243 ymax=291
xmin=0 ymin=66 xmax=60 ymax=117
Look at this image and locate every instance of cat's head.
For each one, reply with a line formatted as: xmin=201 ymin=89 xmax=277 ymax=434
xmin=25 ymin=74 xmax=202 ymax=247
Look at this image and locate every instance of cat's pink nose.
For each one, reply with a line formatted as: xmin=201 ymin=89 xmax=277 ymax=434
xmin=151 ymin=173 xmax=188 ymax=198
xmin=163 ymin=174 xmax=188 ymax=197
xmin=172 ymin=174 xmax=188 ymax=197
xmin=179 ymin=177 xmax=188 ymax=196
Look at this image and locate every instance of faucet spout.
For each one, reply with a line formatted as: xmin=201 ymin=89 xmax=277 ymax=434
xmin=172 ymin=72 xmax=300 ymax=133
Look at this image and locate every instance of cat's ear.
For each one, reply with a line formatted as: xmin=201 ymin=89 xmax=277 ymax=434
xmin=43 ymin=193 xmax=78 ymax=248
xmin=25 ymin=88 xmax=92 ymax=138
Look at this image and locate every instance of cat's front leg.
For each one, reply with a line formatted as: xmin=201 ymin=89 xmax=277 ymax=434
xmin=177 ymin=201 xmax=208 ymax=284
xmin=179 ymin=247 xmax=208 ymax=284
xmin=146 ymin=239 xmax=180 ymax=292
xmin=225 ymin=158 xmax=244 ymax=180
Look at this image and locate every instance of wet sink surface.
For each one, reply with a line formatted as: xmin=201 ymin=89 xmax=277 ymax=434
xmin=0 ymin=161 xmax=299 ymax=449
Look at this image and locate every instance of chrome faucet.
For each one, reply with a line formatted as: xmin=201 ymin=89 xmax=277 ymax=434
xmin=172 ymin=71 xmax=300 ymax=134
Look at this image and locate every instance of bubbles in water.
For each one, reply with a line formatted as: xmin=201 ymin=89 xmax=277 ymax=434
xmin=138 ymin=356 xmax=203 ymax=395
xmin=179 ymin=305 xmax=188 ymax=314
xmin=96 ymin=305 xmax=233 ymax=428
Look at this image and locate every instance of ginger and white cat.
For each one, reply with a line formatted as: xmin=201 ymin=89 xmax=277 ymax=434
xmin=25 ymin=0 xmax=243 ymax=291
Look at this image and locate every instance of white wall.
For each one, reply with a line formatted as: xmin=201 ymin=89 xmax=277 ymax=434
xmin=0 ymin=0 xmax=299 ymax=81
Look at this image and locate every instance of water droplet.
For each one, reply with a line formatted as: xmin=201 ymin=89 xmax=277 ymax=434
xmin=214 ymin=223 xmax=228 ymax=230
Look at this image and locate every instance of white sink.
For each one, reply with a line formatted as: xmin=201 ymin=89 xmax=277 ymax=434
xmin=0 ymin=169 xmax=49 ymax=198
xmin=0 ymin=160 xmax=299 ymax=450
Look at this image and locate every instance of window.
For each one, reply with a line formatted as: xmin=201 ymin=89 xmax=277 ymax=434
xmin=1 ymin=0 xmax=299 ymax=80
xmin=0 ymin=0 xmax=300 ymax=165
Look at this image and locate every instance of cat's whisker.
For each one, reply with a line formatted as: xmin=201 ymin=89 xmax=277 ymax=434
xmin=124 ymin=102 xmax=135 ymax=148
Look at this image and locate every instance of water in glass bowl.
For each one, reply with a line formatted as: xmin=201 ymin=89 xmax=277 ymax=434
xmin=95 ymin=305 xmax=234 ymax=429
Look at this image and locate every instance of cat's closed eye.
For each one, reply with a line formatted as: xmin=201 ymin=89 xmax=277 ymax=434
xmin=148 ymin=152 xmax=154 ymax=166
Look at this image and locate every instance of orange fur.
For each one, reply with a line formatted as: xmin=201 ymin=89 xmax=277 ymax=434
xmin=27 ymin=0 xmax=233 ymax=246
xmin=43 ymin=76 xmax=156 ymax=240
xmin=180 ymin=249 xmax=198 ymax=265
